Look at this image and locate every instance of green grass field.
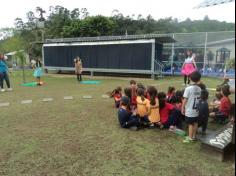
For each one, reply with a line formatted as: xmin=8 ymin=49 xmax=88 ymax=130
xmin=0 ymin=71 xmax=234 ymax=176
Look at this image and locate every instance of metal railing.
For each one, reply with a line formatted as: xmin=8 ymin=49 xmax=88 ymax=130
xmin=154 ymin=59 xmax=164 ymax=78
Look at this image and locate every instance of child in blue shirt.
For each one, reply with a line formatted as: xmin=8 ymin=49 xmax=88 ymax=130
xmin=118 ymin=96 xmax=139 ymax=130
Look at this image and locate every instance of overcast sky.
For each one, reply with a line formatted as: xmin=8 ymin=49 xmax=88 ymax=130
xmin=0 ymin=0 xmax=235 ymax=28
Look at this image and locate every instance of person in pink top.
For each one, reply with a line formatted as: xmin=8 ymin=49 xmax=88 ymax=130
xmin=181 ymin=50 xmax=197 ymax=86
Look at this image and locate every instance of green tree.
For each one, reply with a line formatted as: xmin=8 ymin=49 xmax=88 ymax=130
xmin=226 ymin=58 xmax=235 ymax=70
xmin=15 ymin=51 xmax=27 ymax=83
xmin=79 ymin=16 xmax=116 ymax=37
xmin=46 ymin=6 xmax=72 ymax=38
xmin=1 ymin=35 xmax=28 ymax=83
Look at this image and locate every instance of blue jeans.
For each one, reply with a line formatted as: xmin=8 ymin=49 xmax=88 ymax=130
xmin=0 ymin=72 xmax=11 ymax=89
xmin=122 ymin=115 xmax=140 ymax=128
xmin=163 ymin=109 xmax=183 ymax=129
xmin=198 ymin=116 xmax=208 ymax=132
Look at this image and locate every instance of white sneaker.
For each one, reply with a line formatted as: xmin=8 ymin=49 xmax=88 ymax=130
xmin=7 ymin=88 xmax=13 ymax=91
xmin=1 ymin=89 xmax=5 ymax=92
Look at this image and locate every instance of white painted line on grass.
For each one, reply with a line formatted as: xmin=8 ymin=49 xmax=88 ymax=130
xmin=82 ymin=95 xmax=93 ymax=99
xmin=207 ymin=88 xmax=216 ymax=91
xmin=42 ymin=98 xmax=53 ymax=102
xmin=64 ymin=96 xmax=74 ymax=100
xmin=0 ymin=102 xmax=10 ymax=107
xmin=102 ymin=95 xmax=109 ymax=98
xmin=21 ymin=100 xmax=32 ymax=104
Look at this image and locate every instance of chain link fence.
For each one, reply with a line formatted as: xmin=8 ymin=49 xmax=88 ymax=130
xmin=161 ymin=31 xmax=235 ymax=77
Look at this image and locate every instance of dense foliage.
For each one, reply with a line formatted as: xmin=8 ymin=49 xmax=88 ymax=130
xmin=0 ymin=6 xmax=235 ymax=58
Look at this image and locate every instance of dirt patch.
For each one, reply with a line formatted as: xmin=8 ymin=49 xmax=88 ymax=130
xmin=62 ymin=142 xmax=81 ymax=155
xmin=0 ymin=152 xmax=10 ymax=162
xmin=177 ymin=165 xmax=202 ymax=176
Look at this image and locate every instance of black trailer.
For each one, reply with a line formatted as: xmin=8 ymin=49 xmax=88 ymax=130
xmin=43 ymin=34 xmax=175 ymax=77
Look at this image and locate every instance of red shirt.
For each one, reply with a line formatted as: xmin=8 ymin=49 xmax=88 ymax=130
xmin=131 ymin=87 xmax=137 ymax=106
xmin=146 ymin=94 xmax=151 ymax=101
xmin=175 ymin=103 xmax=182 ymax=110
xmin=220 ymin=96 xmax=232 ymax=116
xmin=160 ymin=102 xmax=174 ymax=124
xmin=114 ymin=93 xmax=122 ymax=102
xmin=131 ymin=95 xmax=137 ymax=105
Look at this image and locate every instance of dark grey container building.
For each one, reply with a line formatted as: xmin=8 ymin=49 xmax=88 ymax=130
xmin=43 ymin=34 xmax=175 ymax=77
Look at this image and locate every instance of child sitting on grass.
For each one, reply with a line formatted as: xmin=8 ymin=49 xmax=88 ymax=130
xmin=118 ymin=96 xmax=139 ymax=130
xmin=210 ymin=85 xmax=232 ymax=124
xmin=209 ymin=87 xmax=223 ymax=112
xmin=168 ymin=90 xmax=185 ymax=129
xmin=182 ymin=71 xmax=202 ymax=143
xmin=137 ymin=83 xmax=149 ymax=100
xmin=130 ymin=80 xmax=137 ymax=110
xmin=167 ymin=86 xmax=176 ymax=103
xmin=158 ymin=92 xmax=176 ymax=129
xmin=111 ymin=87 xmax=122 ymax=108
xmin=197 ymin=89 xmax=209 ymax=135
xmin=123 ymin=87 xmax=132 ymax=112
xmin=147 ymin=86 xmax=161 ymax=127
xmin=136 ymin=88 xmax=150 ymax=126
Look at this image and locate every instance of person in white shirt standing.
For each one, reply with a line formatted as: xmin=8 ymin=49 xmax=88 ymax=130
xmin=182 ymin=71 xmax=202 ymax=143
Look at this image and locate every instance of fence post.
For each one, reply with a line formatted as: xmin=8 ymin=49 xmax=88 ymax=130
xmin=171 ymin=33 xmax=175 ymax=75
xmin=203 ymin=32 xmax=208 ymax=76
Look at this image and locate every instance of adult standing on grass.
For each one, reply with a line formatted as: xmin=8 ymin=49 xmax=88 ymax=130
xmin=74 ymin=57 xmax=83 ymax=82
xmin=0 ymin=53 xmax=12 ymax=92
xmin=181 ymin=50 xmax=197 ymax=86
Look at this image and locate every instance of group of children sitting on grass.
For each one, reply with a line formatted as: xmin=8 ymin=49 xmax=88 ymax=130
xmin=111 ymin=71 xmax=234 ymax=143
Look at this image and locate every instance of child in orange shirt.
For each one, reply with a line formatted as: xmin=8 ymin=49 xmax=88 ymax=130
xmin=147 ymin=86 xmax=161 ymax=127
xmin=136 ymin=88 xmax=150 ymax=126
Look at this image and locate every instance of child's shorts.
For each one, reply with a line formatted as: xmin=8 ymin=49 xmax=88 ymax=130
xmin=185 ymin=116 xmax=199 ymax=125
xmin=215 ymin=112 xmax=228 ymax=123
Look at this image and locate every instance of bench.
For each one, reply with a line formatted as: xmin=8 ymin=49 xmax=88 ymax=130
xmin=197 ymin=123 xmax=235 ymax=161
